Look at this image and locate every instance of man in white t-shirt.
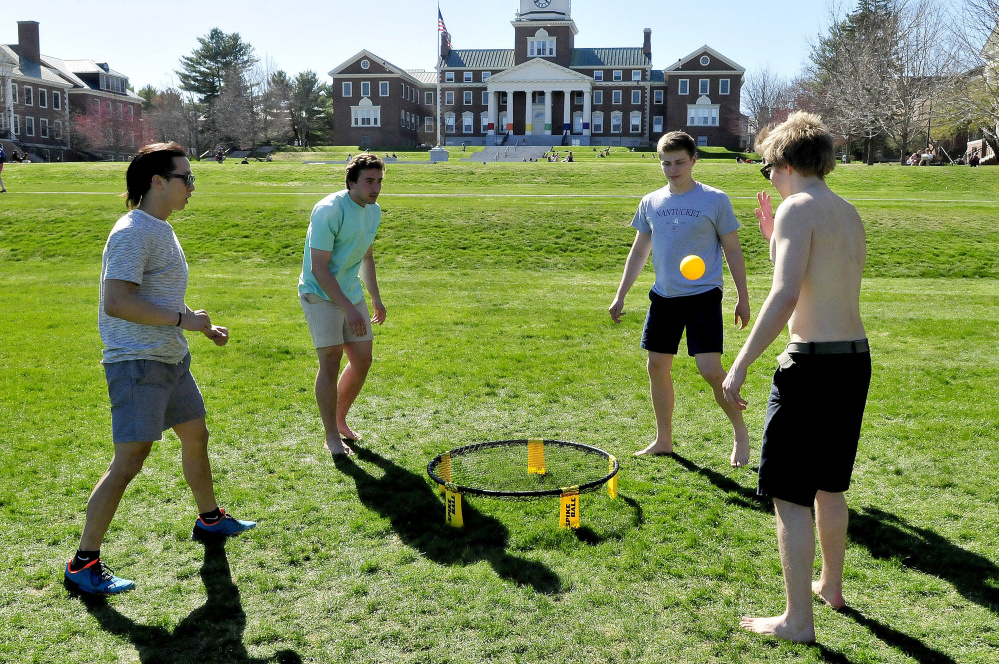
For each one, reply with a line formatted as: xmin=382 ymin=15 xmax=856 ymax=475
xmin=610 ymin=131 xmax=751 ymax=466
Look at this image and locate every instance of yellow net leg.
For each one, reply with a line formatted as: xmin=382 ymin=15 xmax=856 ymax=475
xmin=560 ymin=487 xmax=580 ymax=529
xmin=607 ymin=455 xmax=618 ymax=499
xmin=438 ymin=452 xmax=452 ymax=495
xmin=445 ymin=486 xmax=463 ymax=528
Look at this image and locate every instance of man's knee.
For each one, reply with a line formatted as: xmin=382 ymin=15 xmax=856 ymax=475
xmin=647 ymin=352 xmax=673 ymax=374
xmin=694 ymin=353 xmax=726 ymax=383
xmin=317 ymin=345 xmax=345 ymax=375
xmin=110 ymin=443 xmax=153 ymax=479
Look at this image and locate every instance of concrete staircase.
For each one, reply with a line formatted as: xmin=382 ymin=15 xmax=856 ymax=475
xmin=462 ymin=144 xmax=552 ymax=163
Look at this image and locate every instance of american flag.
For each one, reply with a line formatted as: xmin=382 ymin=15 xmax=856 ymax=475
xmin=438 ymin=9 xmax=451 ymax=47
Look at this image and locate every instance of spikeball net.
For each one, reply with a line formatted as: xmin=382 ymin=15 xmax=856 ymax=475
xmin=426 ymin=439 xmax=620 ymax=529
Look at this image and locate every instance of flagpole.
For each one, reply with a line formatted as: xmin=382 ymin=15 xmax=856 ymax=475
xmin=436 ymin=4 xmax=442 ymax=148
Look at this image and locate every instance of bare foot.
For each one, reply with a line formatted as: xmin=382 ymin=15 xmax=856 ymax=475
xmin=730 ymin=427 xmax=750 ymax=467
xmin=337 ymin=423 xmax=361 ymax=442
xmin=634 ymin=441 xmax=674 ymax=456
xmin=324 ymin=438 xmax=354 ymax=456
xmin=812 ymin=581 xmax=847 ymax=610
xmin=739 ymin=614 xmax=815 ymax=644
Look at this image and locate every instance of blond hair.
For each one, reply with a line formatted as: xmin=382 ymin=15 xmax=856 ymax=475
xmin=755 ymin=111 xmax=836 ymax=179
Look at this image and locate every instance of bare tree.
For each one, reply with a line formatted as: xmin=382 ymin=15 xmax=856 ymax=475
xmin=742 ymin=65 xmax=792 ymax=145
xmin=71 ymin=100 xmax=142 ymax=160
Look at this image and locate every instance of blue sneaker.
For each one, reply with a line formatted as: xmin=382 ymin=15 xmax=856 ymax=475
xmin=192 ymin=509 xmax=256 ymax=540
xmin=64 ymin=559 xmax=135 ymax=595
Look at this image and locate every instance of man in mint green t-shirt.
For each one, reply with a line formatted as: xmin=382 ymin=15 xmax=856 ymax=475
xmin=299 ymin=154 xmax=387 ymax=455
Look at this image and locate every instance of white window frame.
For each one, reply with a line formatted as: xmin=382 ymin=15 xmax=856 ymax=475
xmin=54 ymin=120 xmax=62 ymax=139
xmin=610 ymin=111 xmax=623 ymax=134
xmin=445 ymin=71 xmax=455 ymax=82
xmin=53 ymin=90 xmax=60 ymax=109
xmin=482 ymin=72 xmax=491 ymax=81
xmin=592 ymin=111 xmax=604 ymax=134
xmin=699 ymin=79 xmax=710 ymax=95
xmin=24 ymin=85 xmax=33 ymax=106
xmin=719 ymin=79 xmax=730 ymax=95
xmin=631 ymin=90 xmax=641 ymax=104
xmin=480 ymin=112 xmax=490 ymax=133
xmin=612 ymin=70 xmax=623 ymax=81
xmin=481 ymin=91 xmax=489 ymax=105
xmin=462 ymin=111 xmax=474 ymax=133
xmin=654 ymin=90 xmax=664 ymax=104
xmin=573 ymin=111 xmax=583 ymax=133
xmin=425 ymin=116 xmax=434 ymax=133
xmin=463 ymin=71 xmax=473 ymax=82
xmin=573 ymin=92 xmax=584 ymax=104
xmin=631 ymin=70 xmax=642 ymax=81
xmin=445 ymin=90 xmax=454 ymax=106
xmin=687 ymin=105 xmax=720 ymax=127
xmin=12 ymin=114 xmax=19 ymax=136
xmin=39 ymin=89 xmax=47 ymax=108
xmin=528 ymin=37 xmax=556 ymax=57
xmin=425 ymin=91 xmax=434 ymax=105
xmin=342 ymin=82 xmax=352 ymax=97
xmin=379 ymin=81 xmax=389 ymax=96
xmin=350 ymin=103 xmax=381 ymax=127
xmin=679 ymin=79 xmax=689 ymax=95
xmin=612 ymin=90 xmax=622 ymax=104
xmin=463 ymin=91 xmax=473 ymax=105
xmin=10 ymin=85 xmax=17 ymax=104
xmin=40 ymin=117 xmax=49 ymax=138
xmin=630 ymin=111 xmax=642 ymax=133
xmin=653 ymin=116 xmax=663 ymax=134
xmin=444 ymin=111 xmax=456 ymax=133
xmin=698 ymin=136 xmax=709 ymax=147
xmin=25 ymin=116 xmax=34 ymax=136
xmin=360 ymin=81 xmax=370 ymax=97
xmin=594 ymin=70 xmax=604 ymax=81
xmin=593 ymin=90 xmax=603 ymax=105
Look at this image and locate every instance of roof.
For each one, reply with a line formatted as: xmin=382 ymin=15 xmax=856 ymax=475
xmin=442 ymin=49 xmax=515 ymax=69
xmin=569 ymin=47 xmax=651 ymax=68
xmin=0 ymin=45 xmax=73 ymax=86
xmin=665 ymin=45 xmax=745 ymax=73
xmin=405 ymin=69 xmax=438 ymax=85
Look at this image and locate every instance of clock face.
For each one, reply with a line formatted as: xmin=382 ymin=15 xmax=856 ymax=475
xmin=534 ymin=0 xmax=551 ymax=7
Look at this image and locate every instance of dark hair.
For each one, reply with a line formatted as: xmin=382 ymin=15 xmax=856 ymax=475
xmin=125 ymin=142 xmax=188 ymax=209
xmin=657 ymin=131 xmax=697 ymax=159
xmin=345 ymin=153 xmax=385 ymax=189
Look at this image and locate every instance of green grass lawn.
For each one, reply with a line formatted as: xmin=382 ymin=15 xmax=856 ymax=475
xmin=0 ymin=159 xmax=997 ymax=663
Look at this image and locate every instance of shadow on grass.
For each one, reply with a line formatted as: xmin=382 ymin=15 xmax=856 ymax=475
xmin=334 ymin=446 xmax=562 ymax=594
xmin=77 ymin=540 xmax=301 ymax=664
xmin=671 ymin=453 xmax=979 ymax=661
xmin=573 ymin=494 xmax=644 ymax=545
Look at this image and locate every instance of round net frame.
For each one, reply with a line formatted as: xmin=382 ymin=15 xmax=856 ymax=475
xmin=427 ymin=439 xmax=619 ymax=498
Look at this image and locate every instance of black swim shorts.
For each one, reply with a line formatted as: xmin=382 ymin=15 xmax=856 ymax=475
xmin=758 ymin=342 xmax=872 ymax=507
xmin=641 ymin=287 xmax=723 ymax=356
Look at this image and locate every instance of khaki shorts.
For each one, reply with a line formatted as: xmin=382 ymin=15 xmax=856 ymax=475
xmin=300 ymin=292 xmax=373 ymax=348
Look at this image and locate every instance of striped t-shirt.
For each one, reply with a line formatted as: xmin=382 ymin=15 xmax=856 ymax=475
xmin=99 ymin=209 xmax=189 ymax=364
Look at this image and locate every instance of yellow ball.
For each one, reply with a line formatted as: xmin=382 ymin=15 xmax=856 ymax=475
xmin=680 ymin=255 xmax=705 ymax=280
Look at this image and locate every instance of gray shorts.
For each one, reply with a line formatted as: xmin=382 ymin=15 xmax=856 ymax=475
xmin=104 ymin=353 xmax=206 ymax=443
xmin=300 ymin=292 xmax=373 ymax=348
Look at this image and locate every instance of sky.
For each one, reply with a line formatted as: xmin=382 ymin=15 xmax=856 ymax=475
xmin=3 ymin=0 xmax=834 ymax=93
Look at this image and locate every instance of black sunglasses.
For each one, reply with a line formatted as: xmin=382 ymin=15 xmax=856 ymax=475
xmin=162 ymin=173 xmax=196 ymax=187
xmin=760 ymin=163 xmax=773 ymax=181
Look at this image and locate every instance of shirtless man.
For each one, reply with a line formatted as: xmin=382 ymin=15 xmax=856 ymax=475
xmin=722 ymin=112 xmax=871 ymax=643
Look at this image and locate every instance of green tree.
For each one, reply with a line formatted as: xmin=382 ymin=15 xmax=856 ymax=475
xmin=290 ymin=70 xmax=325 ymax=148
xmin=137 ymin=84 xmax=156 ymax=111
xmin=177 ymin=28 xmax=258 ymax=103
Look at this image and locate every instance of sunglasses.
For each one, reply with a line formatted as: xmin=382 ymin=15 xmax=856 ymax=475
xmin=162 ymin=172 xmax=196 ymax=187
xmin=760 ymin=162 xmax=774 ymax=181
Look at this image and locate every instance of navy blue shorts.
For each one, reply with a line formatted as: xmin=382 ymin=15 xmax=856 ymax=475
xmin=641 ymin=287 xmax=723 ymax=356
xmin=758 ymin=348 xmax=872 ymax=507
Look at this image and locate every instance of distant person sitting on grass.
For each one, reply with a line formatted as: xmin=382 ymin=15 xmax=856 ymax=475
xmin=65 ymin=142 xmax=255 ymax=597
xmin=722 ymin=111 xmax=871 ymax=644
xmin=609 ymin=130 xmax=751 ymax=466
xmin=299 ymin=154 xmax=387 ymax=456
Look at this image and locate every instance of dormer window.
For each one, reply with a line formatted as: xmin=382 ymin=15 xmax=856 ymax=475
xmin=528 ymin=29 xmax=556 ymax=57
xmin=99 ymin=73 xmax=127 ymax=94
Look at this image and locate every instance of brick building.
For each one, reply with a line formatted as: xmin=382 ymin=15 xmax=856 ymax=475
xmin=329 ymin=0 xmax=746 ymax=149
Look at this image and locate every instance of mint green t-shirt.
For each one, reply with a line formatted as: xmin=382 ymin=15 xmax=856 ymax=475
xmin=298 ymin=189 xmax=381 ymax=303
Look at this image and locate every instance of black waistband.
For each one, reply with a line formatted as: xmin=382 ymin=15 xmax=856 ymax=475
xmin=786 ymin=339 xmax=869 ymax=355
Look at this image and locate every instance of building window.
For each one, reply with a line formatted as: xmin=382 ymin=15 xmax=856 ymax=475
xmin=445 ymin=71 xmax=455 ymax=82
xmin=594 ymin=71 xmax=603 ymax=81
xmin=425 ymin=116 xmax=434 ymax=132
xmin=687 ymin=105 xmax=720 ymax=126
xmin=445 ymin=91 xmax=454 ymax=105
xmin=361 ymin=81 xmax=370 ymax=97
xmin=699 ymin=79 xmax=710 ymax=95
xmin=698 ymin=136 xmax=709 ymax=146
xmin=631 ymin=90 xmax=641 ymax=104
xmin=24 ymin=86 xmax=33 ymax=106
xmin=401 ymin=84 xmax=407 ymax=99
xmin=612 ymin=70 xmax=622 ymax=81
xmin=630 ymin=111 xmax=642 ymax=133
xmin=425 ymin=91 xmax=434 ymax=105
xmin=40 ymin=118 xmax=49 ymax=138
xmin=481 ymin=91 xmax=489 ymax=105
xmin=342 ymin=82 xmax=352 ymax=97
xmin=654 ymin=90 xmax=664 ymax=104
xmin=719 ymin=79 xmax=730 ymax=95
xmin=54 ymin=120 xmax=62 ymax=139
xmin=379 ymin=81 xmax=389 ymax=96
xmin=574 ymin=92 xmax=583 ymax=104
xmin=653 ymin=116 xmax=663 ymax=133
xmin=482 ymin=72 xmax=491 ymax=80
xmin=528 ymin=31 xmax=556 ymax=57
xmin=480 ymin=112 xmax=489 ymax=133
xmin=573 ymin=111 xmax=583 ymax=133
xmin=700 ymin=55 xmax=711 ymax=66
xmin=10 ymin=85 xmax=17 ymax=104
xmin=463 ymin=71 xmax=473 ymax=82
xmin=612 ymin=90 xmax=622 ymax=104
xmin=592 ymin=111 xmax=604 ymax=134
xmin=679 ymin=79 xmax=689 ymax=95
xmin=53 ymin=91 xmax=60 ymax=110
xmin=464 ymin=91 xmax=472 ymax=105
xmin=350 ymin=101 xmax=381 ymax=127
xmin=444 ymin=111 xmax=456 ymax=133
xmin=593 ymin=90 xmax=603 ymax=105
xmin=12 ymin=115 xmax=19 ymax=136
xmin=361 ymin=59 xmax=370 ymax=69
xmin=39 ymin=89 xmax=47 ymax=108
xmin=632 ymin=70 xmax=642 ymax=81
xmin=26 ymin=116 xmax=34 ymax=136
xmin=611 ymin=111 xmax=623 ymax=133
xmin=462 ymin=111 xmax=474 ymax=133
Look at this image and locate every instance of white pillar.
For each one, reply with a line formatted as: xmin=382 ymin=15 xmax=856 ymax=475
xmin=544 ymin=89 xmax=553 ymax=136
xmin=563 ymin=90 xmax=572 ymax=135
xmin=505 ymin=89 xmax=514 ymax=135
xmin=487 ymin=89 xmax=497 ymax=137
xmin=524 ymin=87 xmax=533 ymax=136
xmin=582 ymin=90 xmax=592 ymax=137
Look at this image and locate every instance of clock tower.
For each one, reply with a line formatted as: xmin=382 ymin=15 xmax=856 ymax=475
xmin=513 ymin=0 xmax=577 ymax=67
